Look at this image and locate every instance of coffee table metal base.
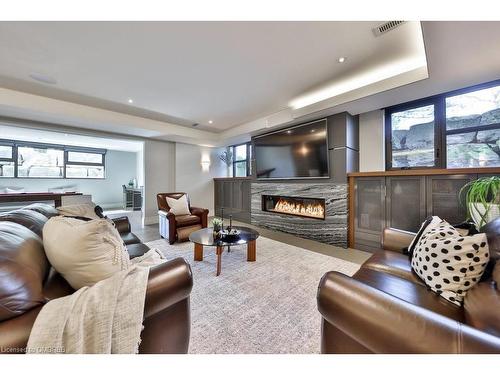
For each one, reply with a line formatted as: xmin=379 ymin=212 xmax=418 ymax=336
xmin=193 ymin=240 xmax=256 ymax=276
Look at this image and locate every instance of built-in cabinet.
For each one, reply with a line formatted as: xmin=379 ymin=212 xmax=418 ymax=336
xmin=351 ymin=170 xmax=499 ymax=253
xmin=214 ymin=177 xmax=251 ymax=223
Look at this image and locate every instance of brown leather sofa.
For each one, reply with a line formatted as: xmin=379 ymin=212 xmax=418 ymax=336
xmin=317 ymin=218 xmax=500 ymax=354
xmin=0 ymin=203 xmax=193 ymax=354
xmin=157 ymin=192 xmax=208 ymax=244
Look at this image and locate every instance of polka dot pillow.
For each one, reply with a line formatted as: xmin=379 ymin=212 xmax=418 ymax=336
xmin=411 ymin=216 xmax=490 ymax=306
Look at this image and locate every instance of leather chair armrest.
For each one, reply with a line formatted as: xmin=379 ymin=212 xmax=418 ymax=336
xmin=190 ymin=207 xmax=208 ymax=227
xmin=382 ymin=228 xmax=416 ymax=252
xmin=159 ymin=209 xmax=176 ymax=220
xmin=144 ymin=258 xmax=193 ymax=319
xmin=112 ymin=216 xmax=131 ymax=234
xmin=317 ymin=271 xmax=500 ymax=353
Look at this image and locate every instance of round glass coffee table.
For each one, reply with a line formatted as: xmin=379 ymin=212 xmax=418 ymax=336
xmin=189 ymin=226 xmax=260 ymax=276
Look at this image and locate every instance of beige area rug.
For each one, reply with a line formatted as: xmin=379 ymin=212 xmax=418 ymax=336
xmin=145 ymin=236 xmax=360 ymax=354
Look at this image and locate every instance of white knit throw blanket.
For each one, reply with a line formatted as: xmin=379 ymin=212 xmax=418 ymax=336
xmin=27 ymin=249 xmax=165 ymax=354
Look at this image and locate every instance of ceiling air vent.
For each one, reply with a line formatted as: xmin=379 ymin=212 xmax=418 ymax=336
xmin=372 ymin=21 xmax=406 ymax=37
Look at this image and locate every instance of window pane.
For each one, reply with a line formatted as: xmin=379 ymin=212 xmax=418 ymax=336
xmin=234 ymin=161 xmax=247 ymax=177
xmin=446 ymin=85 xmax=500 ymax=130
xmin=390 ymin=105 xmax=435 ymax=168
xmin=447 ymin=129 xmax=500 ymax=168
xmin=234 ymin=145 xmax=247 ymax=161
xmin=66 ymin=165 xmax=105 ymax=178
xmin=0 ymin=161 xmax=14 ymax=177
xmin=67 ymin=151 xmax=103 ymax=164
xmin=0 ymin=145 xmax=12 ymax=159
xmin=17 ymin=146 xmax=64 ymax=178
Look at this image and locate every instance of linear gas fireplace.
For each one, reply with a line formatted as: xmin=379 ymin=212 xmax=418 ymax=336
xmin=262 ymin=194 xmax=326 ymax=220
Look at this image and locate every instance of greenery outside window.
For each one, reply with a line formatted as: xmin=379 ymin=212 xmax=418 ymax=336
xmin=232 ymin=143 xmax=251 ymax=177
xmin=386 ymin=79 xmax=500 ymax=170
xmin=0 ymin=139 xmax=106 ymax=179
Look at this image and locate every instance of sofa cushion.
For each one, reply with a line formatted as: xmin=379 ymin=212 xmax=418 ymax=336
xmin=353 ymin=267 xmax=464 ymax=322
xmin=0 ymin=222 xmax=49 ymax=322
xmin=175 ymin=214 xmax=201 ymax=226
xmin=411 ymin=217 xmax=490 ymax=306
xmin=361 ymin=251 xmax=425 ymax=285
xmin=166 ymin=194 xmax=191 ymax=216
xmin=0 ymin=209 xmax=48 ymax=237
xmin=121 ymin=231 xmax=141 ymax=245
xmin=126 ymin=243 xmax=151 ymax=259
xmin=43 ymin=216 xmax=131 ymax=289
xmin=24 ymin=203 xmax=59 ymax=219
xmin=464 ymin=281 xmax=500 ymax=337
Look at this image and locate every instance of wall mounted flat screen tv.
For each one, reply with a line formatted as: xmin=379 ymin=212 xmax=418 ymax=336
xmin=254 ymin=119 xmax=329 ymax=179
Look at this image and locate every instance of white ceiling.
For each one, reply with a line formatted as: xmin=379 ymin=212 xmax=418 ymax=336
xmin=0 ymin=123 xmax=143 ymax=152
xmin=0 ymin=21 xmax=424 ymax=131
xmin=0 ymin=21 xmax=499 ymax=147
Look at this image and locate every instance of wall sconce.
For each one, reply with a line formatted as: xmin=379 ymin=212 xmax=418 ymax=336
xmin=201 ymin=158 xmax=210 ymax=172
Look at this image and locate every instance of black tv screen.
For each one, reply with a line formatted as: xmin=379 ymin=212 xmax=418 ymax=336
xmin=254 ymin=119 xmax=329 ymax=179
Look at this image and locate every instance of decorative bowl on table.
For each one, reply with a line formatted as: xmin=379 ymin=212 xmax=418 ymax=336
xmin=220 ymin=228 xmax=240 ymax=240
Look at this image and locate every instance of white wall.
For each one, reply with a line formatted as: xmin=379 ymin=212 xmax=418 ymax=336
xmin=359 ymin=109 xmax=385 ymax=172
xmin=175 ymin=143 xmax=227 ymax=214
xmin=143 ymin=139 xmax=176 ymax=225
xmin=0 ymin=150 xmax=138 ymax=209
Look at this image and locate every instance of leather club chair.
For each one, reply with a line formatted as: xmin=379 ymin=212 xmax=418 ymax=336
xmin=157 ymin=192 xmax=208 ymax=245
xmin=317 ymin=218 xmax=500 ymax=354
xmin=0 ymin=203 xmax=193 ymax=354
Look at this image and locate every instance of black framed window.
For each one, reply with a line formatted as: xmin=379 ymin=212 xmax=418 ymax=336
xmin=232 ymin=143 xmax=251 ymax=177
xmin=0 ymin=139 xmax=106 ymax=179
xmin=65 ymin=150 xmax=105 ymax=178
xmin=0 ymin=142 xmax=15 ymax=178
xmin=445 ymin=84 xmax=500 ymax=168
xmin=386 ymin=79 xmax=500 ymax=170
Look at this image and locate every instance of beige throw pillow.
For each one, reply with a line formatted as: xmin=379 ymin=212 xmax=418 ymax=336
xmin=57 ymin=203 xmax=100 ymax=219
xmin=43 ymin=216 xmax=131 ymax=289
xmin=166 ymin=195 xmax=190 ymax=216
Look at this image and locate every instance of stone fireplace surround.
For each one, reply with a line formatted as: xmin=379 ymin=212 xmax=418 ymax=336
xmin=251 ymin=182 xmax=348 ymax=247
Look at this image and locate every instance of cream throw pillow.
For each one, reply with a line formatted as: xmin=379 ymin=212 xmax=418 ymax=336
xmin=166 ymin=195 xmax=190 ymax=216
xmin=57 ymin=203 xmax=100 ymax=219
xmin=43 ymin=216 xmax=131 ymax=289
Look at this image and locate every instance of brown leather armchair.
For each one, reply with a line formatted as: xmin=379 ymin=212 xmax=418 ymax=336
xmin=0 ymin=204 xmax=193 ymax=354
xmin=317 ymin=219 xmax=500 ymax=354
xmin=157 ymin=192 xmax=208 ymax=244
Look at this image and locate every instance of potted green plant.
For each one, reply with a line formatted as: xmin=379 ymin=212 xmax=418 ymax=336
xmin=212 ymin=217 xmax=223 ymax=238
xmin=460 ymin=176 xmax=500 ymax=229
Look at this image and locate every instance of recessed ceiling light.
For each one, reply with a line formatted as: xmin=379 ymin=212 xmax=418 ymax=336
xmin=29 ymin=73 xmax=57 ymax=85
xmin=338 ymin=57 xmax=346 ymax=63
xmin=208 ymin=120 xmax=213 ymax=124
xmin=287 ymin=130 xmax=292 ymax=134
xmin=311 ymin=129 xmax=316 ymax=133
xmin=128 ymin=99 xmax=134 ymax=104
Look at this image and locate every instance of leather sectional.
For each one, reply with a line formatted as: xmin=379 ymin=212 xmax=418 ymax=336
xmin=317 ymin=218 xmax=500 ymax=353
xmin=0 ymin=203 xmax=193 ymax=354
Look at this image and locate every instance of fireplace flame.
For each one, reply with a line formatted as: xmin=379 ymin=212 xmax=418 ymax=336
xmin=273 ymin=198 xmax=325 ymax=219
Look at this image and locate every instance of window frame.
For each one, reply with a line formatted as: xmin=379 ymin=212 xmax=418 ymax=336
xmin=232 ymin=142 xmax=251 ymax=177
xmin=385 ymin=79 xmax=500 ymax=171
xmin=0 ymin=141 xmax=15 ymax=178
xmin=0 ymin=139 xmax=107 ymax=179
